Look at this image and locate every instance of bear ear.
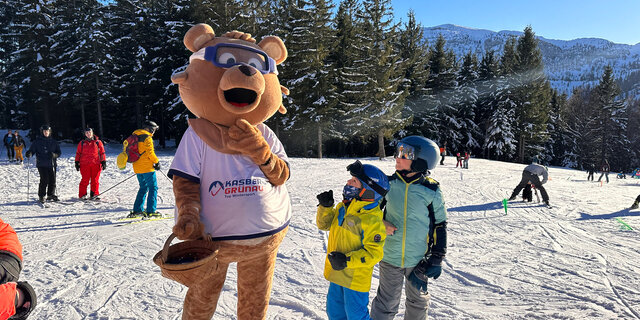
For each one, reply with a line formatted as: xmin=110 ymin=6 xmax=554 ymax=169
xmin=184 ymin=23 xmax=216 ymax=53
xmin=258 ymin=36 xmax=287 ymax=65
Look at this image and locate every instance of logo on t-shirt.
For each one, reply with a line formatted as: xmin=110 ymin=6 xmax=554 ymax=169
xmin=208 ymin=178 xmax=269 ymax=199
xmin=209 ymin=181 xmax=225 ymax=197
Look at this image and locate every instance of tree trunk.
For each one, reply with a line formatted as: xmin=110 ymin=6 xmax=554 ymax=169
xmin=378 ymin=129 xmax=386 ymax=159
xmin=317 ymin=126 xmax=323 ymax=159
xmin=518 ymin=135 xmax=525 ymax=163
xmin=95 ymin=73 xmax=103 ymax=139
xmin=80 ymin=102 xmax=86 ymax=129
xmin=135 ymin=87 xmax=142 ymax=128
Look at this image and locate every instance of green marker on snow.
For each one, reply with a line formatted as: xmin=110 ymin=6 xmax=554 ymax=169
xmin=502 ymin=198 xmax=508 ymax=215
xmin=615 ymin=218 xmax=633 ymax=231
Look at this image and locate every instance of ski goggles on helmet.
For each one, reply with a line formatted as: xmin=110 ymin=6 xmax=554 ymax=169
xmin=394 ymin=142 xmax=416 ymax=160
xmin=190 ymin=43 xmax=278 ymax=75
xmin=346 ymin=160 xmax=388 ymax=197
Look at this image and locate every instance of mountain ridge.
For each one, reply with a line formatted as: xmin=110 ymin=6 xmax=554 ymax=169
xmin=423 ymin=24 xmax=640 ymax=98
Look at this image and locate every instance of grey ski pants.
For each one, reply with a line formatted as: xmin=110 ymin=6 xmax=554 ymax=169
xmin=370 ymin=261 xmax=430 ymax=320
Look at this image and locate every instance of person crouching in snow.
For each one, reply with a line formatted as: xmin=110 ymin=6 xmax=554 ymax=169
xmin=0 ymin=218 xmax=36 ymax=320
xmin=508 ymin=163 xmax=550 ymax=206
xmin=316 ymin=160 xmax=389 ymax=320
xmin=74 ymin=127 xmax=106 ymax=200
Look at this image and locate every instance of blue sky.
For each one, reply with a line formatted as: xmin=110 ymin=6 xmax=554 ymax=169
xmin=390 ymin=0 xmax=640 ymax=45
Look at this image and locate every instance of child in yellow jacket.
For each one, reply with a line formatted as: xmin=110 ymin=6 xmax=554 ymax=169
xmin=316 ymin=160 xmax=389 ymax=320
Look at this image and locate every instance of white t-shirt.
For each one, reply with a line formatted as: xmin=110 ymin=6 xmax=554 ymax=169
xmin=169 ymin=124 xmax=291 ymax=240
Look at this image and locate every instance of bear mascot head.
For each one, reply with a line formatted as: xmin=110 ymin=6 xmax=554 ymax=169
xmin=171 ymin=23 xmax=289 ymax=129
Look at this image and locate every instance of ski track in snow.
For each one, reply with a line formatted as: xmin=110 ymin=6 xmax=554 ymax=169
xmin=1 ymin=143 xmax=639 ymax=319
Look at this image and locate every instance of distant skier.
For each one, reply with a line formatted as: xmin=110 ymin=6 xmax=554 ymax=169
xmin=463 ymin=151 xmax=470 ymax=169
xmin=455 ymin=152 xmax=463 ymax=168
xmin=25 ymin=125 xmax=61 ymax=203
xmin=586 ymin=162 xmax=596 ymax=181
xmin=508 ymin=163 xmax=550 ymax=206
xmin=439 ymin=142 xmax=446 ymax=165
xmin=3 ymin=130 xmax=15 ymax=162
xmin=127 ymin=120 xmax=161 ymax=217
xmin=0 ymin=217 xmax=37 ymax=319
xmin=597 ymin=159 xmax=610 ymax=183
xmin=13 ymin=130 xmax=26 ymax=165
xmin=75 ymin=127 xmax=106 ymax=200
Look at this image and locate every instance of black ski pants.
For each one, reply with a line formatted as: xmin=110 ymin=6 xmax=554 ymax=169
xmin=5 ymin=145 xmax=14 ymax=160
xmin=587 ymin=171 xmax=594 ymax=181
xmin=510 ymin=170 xmax=549 ymax=202
xmin=37 ymin=167 xmax=56 ymax=198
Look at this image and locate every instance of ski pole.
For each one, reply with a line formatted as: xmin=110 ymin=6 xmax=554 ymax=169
xmin=157 ymin=169 xmax=173 ymax=183
xmin=27 ymin=157 xmax=30 ymax=201
xmin=100 ymin=173 xmax=136 ymax=196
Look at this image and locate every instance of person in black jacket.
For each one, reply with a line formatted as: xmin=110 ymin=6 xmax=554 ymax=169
xmin=3 ymin=129 xmax=15 ymax=162
xmin=25 ymin=125 xmax=61 ymax=203
xmin=586 ymin=162 xmax=596 ymax=181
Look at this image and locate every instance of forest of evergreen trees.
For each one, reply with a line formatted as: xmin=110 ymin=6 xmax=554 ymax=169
xmin=1 ymin=0 xmax=639 ymax=171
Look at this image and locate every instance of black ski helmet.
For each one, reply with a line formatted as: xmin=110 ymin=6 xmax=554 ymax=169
xmin=143 ymin=120 xmax=159 ymax=132
xmin=40 ymin=124 xmax=51 ymax=132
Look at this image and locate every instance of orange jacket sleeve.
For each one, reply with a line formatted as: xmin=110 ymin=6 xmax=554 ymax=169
xmin=0 ymin=282 xmax=17 ymax=320
xmin=0 ymin=219 xmax=22 ymax=261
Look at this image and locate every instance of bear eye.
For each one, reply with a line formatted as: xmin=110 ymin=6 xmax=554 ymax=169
xmin=217 ymin=52 xmax=237 ymax=65
xmin=247 ymin=57 xmax=266 ymax=70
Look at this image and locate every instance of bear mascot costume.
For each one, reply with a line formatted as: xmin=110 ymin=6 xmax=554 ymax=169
xmin=167 ymin=23 xmax=291 ymax=320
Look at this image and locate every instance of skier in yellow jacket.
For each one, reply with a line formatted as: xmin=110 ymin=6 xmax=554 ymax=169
xmin=316 ymin=160 xmax=389 ymax=320
xmin=128 ymin=120 xmax=161 ymax=217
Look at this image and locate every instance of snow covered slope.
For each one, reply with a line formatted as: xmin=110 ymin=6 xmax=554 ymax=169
xmin=424 ymin=24 xmax=640 ymax=99
xmin=1 ymin=143 xmax=639 ymax=319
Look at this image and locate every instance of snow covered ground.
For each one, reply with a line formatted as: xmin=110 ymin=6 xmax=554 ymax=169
xmin=1 ymin=142 xmax=639 ymax=319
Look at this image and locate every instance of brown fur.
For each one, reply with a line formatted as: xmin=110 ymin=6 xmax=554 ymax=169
xmin=169 ymin=23 xmax=291 ymax=319
xmin=173 ymin=176 xmax=205 ymax=240
xmin=182 ymin=227 xmax=288 ymax=320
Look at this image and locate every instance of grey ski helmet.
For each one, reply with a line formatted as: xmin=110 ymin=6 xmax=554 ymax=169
xmin=143 ymin=120 xmax=159 ymax=132
xmin=395 ymin=136 xmax=440 ymax=172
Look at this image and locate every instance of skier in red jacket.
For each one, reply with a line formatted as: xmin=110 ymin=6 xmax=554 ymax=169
xmin=0 ymin=218 xmax=36 ymax=320
xmin=75 ymin=127 xmax=106 ymax=200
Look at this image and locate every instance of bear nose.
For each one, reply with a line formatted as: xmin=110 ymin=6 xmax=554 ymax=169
xmin=238 ymin=64 xmax=256 ymax=76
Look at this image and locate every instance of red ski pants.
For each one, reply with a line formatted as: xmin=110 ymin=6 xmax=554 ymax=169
xmin=79 ymin=163 xmax=102 ymax=197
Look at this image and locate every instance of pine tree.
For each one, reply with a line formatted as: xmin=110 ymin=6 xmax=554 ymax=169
xmin=593 ymin=65 xmax=629 ymax=170
xmin=512 ymin=26 xmax=551 ymax=163
xmin=396 ymin=10 xmax=429 ymax=136
xmin=327 ymin=0 xmax=369 ymax=155
xmin=356 ymin=0 xmax=408 ymax=158
xmin=455 ymin=51 xmax=480 ymax=151
xmin=8 ymin=0 xmax=58 ymax=135
xmin=423 ymin=35 xmax=458 ymax=148
xmin=475 ymin=49 xmax=500 ymax=157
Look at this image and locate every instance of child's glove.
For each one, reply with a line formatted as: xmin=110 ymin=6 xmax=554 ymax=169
xmin=101 ymin=161 xmax=106 ymax=170
xmin=316 ymin=190 xmax=334 ymax=207
xmin=25 ymin=151 xmax=32 ymax=158
xmin=153 ymin=162 xmax=161 ymax=170
xmin=408 ymin=255 xmax=442 ymax=293
xmin=75 ymin=161 xmax=80 ymax=171
xmin=327 ymin=251 xmax=349 ymax=271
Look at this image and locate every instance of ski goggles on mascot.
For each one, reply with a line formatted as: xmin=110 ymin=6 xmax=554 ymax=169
xmin=190 ymin=43 xmax=279 ymax=75
xmin=394 ymin=142 xmax=416 ymax=160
